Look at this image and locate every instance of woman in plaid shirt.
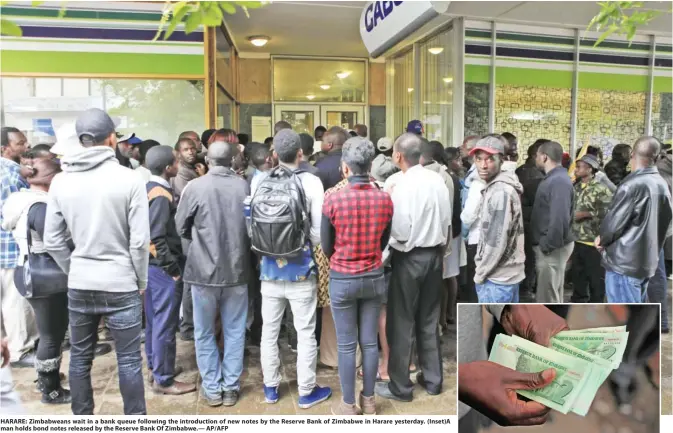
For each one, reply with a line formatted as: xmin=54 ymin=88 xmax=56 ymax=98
xmin=321 ymin=137 xmax=394 ymax=415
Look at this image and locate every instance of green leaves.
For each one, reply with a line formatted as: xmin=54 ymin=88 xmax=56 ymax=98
xmin=0 ymin=17 xmax=22 ymax=36
xmin=155 ymin=1 xmax=266 ymax=41
xmin=587 ymin=1 xmax=669 ymax=46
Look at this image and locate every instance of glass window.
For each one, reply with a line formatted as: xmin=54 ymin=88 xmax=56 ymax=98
xmin=1 ymin=77 xmax=204 ymax=147
xmin=217 ymin=87 xmax=233 ymax=129
xmin=389 ymin=50 xmax=414 ymax=136
xmin=420 ymin=28 xmax=454 ymax=145
xmin=495 ymin=84 xmax=572 ymax=159
xmin=464 ymin=83 xmax=490 ymax=138
xmin=35 ymin=78 xmax=61 ymax=98
xmin=652 ymin=92 xmax=672 ymax=143
xmin=273 ymin=58 xmax=366 ymax=103
xmin=62 ymin=79 xmax=89 ymax=97
xmin=576 ymin=88 xmax=646 ymax=159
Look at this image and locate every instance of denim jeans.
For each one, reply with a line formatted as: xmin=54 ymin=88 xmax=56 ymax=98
xmin=145 ymin=266 xmax=182 ymax=386
xmin=260 ymin=278 xmax=317 ymax=397
xmin=329 ymin=274 xmax=384 ymax=405
xmin=605 ymin=271 xmax=649 ymax=303
xmin=647 ymin=249 xmax=669 ymax=331
xmin=191 ymin=284 xmax=248 ymax=398
xmin=476 ymin=280 xmax=520 ymax=303
xmin=68 ymin=289 xmax=145 ymax=415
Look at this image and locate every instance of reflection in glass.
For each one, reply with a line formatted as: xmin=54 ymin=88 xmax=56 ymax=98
xmin=217 ymin=87 xmax=233 ymax=129
xmin=464 ymin=83 xmax=490 ymax=138
xmin=273 ymin=59 xmax=366 ymax=103
xmin=1 ymin=77 xmax=204 ymax=147
xmin=326 ymin=111 xmax=358 ymax=130
xmin=280 ymin=111 xmax=315 ymax=135
xmin=420 ymin=28 xmax=454 ymax=145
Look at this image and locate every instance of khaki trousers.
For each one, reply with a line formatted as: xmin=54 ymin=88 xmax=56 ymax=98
xmin=534 ymin=242 xmax=575 ymax=303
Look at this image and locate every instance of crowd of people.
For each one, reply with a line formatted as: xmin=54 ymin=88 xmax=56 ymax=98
xmin=0 ymin=108 xmax=671 ymax=416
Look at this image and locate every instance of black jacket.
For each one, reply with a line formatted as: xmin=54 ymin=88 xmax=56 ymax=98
xmin=147 ymin=181 xmax=182 ymax=278
xmin=530 ymin=166 xmax=575 ymax=254
xmin=600 ymin=166 xmax=672 ymax=279
xmin=604 ymin=159 xmax=630 ymax=186
xmin=449 ymin=172 xmax=462 ymax=238
xmin=175 ymin=166 xmax=250 ymax=287
xmin=516 ymin=162 xmax=544 ymax=231
xmin=315 ymin=149 xmax=343 ymax=191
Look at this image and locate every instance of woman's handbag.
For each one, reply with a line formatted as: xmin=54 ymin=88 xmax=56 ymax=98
xmin=14 ymin=219 xmax=68 ymax=299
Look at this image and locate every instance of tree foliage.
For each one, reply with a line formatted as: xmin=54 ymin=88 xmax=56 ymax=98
xmin=0 ymin=1 xmax=265 ymax=38
xmin=588 ymin=1 xmax=671 ymax=46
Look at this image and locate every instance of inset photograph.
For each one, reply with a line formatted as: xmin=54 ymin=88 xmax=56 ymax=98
xmin=458 ymin=304 xmax=660 ymax=433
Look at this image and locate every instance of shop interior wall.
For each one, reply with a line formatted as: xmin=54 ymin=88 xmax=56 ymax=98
xmin=237 ymin=58 xmax=386 ymax=142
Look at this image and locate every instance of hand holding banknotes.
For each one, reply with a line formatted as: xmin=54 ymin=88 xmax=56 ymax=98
xmin=459 ymin=360 xmax=556 ymax=426
xmin=500 ymin=305 xmax=570 ymax=347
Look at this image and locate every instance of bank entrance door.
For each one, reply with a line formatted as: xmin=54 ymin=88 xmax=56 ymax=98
xmin=274 ymin=104 xmax=366 ymax=135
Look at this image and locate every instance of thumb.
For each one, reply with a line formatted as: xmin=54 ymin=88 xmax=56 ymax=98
xmin=509 ymin=368 xmax=556 ymax=390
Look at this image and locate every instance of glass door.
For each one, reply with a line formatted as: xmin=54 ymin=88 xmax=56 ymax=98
xmin=320 ymin=105 xmax=365 ymax=132
xmin=274 ymin=104 xmax=320 ymax=135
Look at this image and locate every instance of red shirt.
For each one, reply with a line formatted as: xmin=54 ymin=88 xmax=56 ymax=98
xmin=322 ymin=180 xmax=394 ymax=274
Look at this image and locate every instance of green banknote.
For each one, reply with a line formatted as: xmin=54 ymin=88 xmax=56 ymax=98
xmin=552 ymin=331 xmax=628 ymax=368
xmin=542 ymin=337 xmax=614 ymax=416
xmin=488 ymin=334 xmax=591 ymax=414
xmin=576 ymin=325 xmax=627 ymax=333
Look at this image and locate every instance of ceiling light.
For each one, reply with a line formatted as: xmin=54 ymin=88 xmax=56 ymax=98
xmin=320 ymin=84 xmax=331 ymax=90
xmin=248 ymin=35 xmax=270 ymax=47
xmin=428 ymin=47 xmax=444 ymax=55
xmin=407 ymin=88 xmax=414 ymax=93
xmin=443 ymin=77 xmax=453 ymax=84
xmin=306 ymin=94 xmax=315 ymax=100
xmin=336 ymin=71 xmax=351 ymax=79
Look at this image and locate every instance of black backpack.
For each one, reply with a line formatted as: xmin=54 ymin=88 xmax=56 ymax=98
xmin=249 ymin=166 xmax=310 ymax=258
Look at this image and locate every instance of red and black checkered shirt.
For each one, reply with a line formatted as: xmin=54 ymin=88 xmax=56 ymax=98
xmin=322 ymin=181 xmax=394 ymax=274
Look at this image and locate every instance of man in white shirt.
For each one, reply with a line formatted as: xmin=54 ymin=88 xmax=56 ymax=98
xmin=376 ymin=133 xmax=450 ymax=403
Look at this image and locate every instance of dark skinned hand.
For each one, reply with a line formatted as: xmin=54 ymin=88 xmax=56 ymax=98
xmin=459 ymin=360 xmax=556 ymax=426
xmin=500 ymin=305 xmax=570 ymax=347
xmin=1 ymin=338 xmax=9 ymax=368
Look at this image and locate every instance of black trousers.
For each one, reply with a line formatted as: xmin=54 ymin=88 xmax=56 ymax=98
xmin=570 ymin=242 xmax=605 ymax=303
xmin=458 ymin=244 xmax=479 ymax=303
xmin=387 ymin=246 xmax=443 ymax=398
xmin=27 ymin=292 xmax=69 ymax=392
xmin=521 ymin=231 xmax=537 ymax=296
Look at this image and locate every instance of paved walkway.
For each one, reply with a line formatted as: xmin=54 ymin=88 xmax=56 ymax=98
xmin=11 ymin=330 xmax=456 ymax=415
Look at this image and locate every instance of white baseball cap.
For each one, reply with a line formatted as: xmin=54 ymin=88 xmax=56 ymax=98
xmin=50 ymin=123 xmax=84 ymax=157
xmin=377 ymin=137 xmax=393 ymax=152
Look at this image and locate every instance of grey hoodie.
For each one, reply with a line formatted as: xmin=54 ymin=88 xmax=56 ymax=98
xmin=44 ymin=146 xmax=150 ymax=292
xmin=474 ymin=170 xmax=525 ymax=285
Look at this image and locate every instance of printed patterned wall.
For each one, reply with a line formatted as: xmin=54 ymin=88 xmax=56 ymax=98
xmin=652 ymin=93 xmax=673 ymax=143
xmin=576 ymin=89 xmax=647 ymax=159
xmin=464 ymin=83 xmax=490 ymax=138
xmin=495 ymin=84 xmax=572 ymax=159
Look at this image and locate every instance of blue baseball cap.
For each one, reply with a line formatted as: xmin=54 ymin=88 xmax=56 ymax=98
xmin=407 ymin=120 xmax=423 ymax=135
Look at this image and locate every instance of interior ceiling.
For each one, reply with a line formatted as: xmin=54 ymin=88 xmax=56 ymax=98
xmin=273 ymin=59 xmax=366 ymax=100
xmin=225 ymin=1 xmax=672 ymax=58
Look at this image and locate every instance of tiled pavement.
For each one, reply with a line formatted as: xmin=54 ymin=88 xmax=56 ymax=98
xmin=11 ymin=330 xmax=457 ymax=416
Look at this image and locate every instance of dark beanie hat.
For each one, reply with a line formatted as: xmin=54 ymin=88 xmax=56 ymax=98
xmin=145 ymin=145 xmax=175 ymax=175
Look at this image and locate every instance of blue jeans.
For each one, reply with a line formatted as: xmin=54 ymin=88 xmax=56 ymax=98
xmin=647 ymin=250 xmax=669 ymax=331
xmin=329 ymin=274 xmax=384 ymax=405
xmin=145 ymin=266 xmax=182 ymax=386
xmin=192 ymin=284 xmax=248 ymax=398
xmin=476 ymin=281 xmax=520 ymax=303
xmin=605 ymin=271 xmax=649 ymax=303
xmin=68 ymin=289 xmax=145 ymax=415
